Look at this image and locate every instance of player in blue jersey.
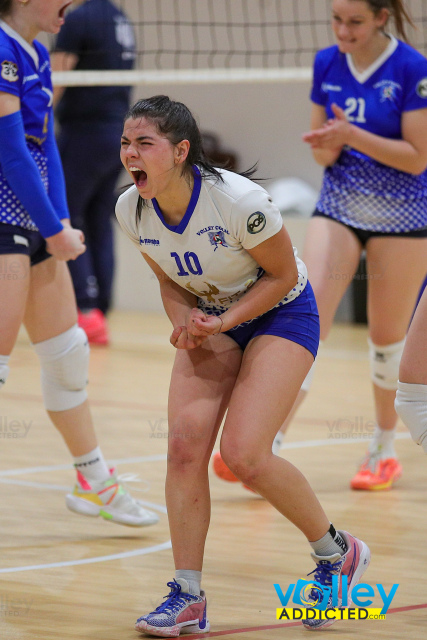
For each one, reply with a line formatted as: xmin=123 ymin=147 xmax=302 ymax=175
xmin=116 ymin=95 xmax=370 ymax=635
xmin=0 ymin=0 xmax=158 ymax=528
xmin=299 ymin=0 xmax=427 ymax=491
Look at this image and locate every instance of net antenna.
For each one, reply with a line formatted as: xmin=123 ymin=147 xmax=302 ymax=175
xmin=51 ymin=0 xmax=427 ymax=87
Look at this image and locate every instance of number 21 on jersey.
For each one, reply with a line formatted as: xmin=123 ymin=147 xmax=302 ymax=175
xmin=344 ymin=97 xmax=366 ymax=123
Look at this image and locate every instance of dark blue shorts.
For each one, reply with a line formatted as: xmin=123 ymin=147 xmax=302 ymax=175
xmin=0 ymin=223 xmax=51 ymax=266
xmin=225 ymin=280 xmax=320 ymax=358
xmin=313 ymin=210 xmax=427 ymax=247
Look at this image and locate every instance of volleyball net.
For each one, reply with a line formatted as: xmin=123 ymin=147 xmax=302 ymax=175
xmin=51 ymin=0 xmax=427 ymax=86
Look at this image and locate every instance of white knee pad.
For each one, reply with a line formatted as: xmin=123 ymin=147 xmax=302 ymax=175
xmin=33 ymin=325 xmax=89 ymax=412
xmin=300 ymin=340 xmax=323 ymax=392
xmin=368 ymin=338 xmax=405 ymax=391
xmin=395 ymin=381 xmax=427 ymax=453
xmin=0 ymin=355 xmax=10 ymax=390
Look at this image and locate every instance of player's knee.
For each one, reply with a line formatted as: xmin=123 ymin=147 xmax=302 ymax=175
xmin=368 ymin=337 xmax=405 ymax=390
xmin=221 ymin=437 xmax=266 ymax=484
xmin=167 ymin=419 xmax=204 ymax=466
xmin=395 ymin=381 xmax=427 ymax=453
xmin=33 ymin=325 xmax=89 ymax=412
xmin=0 ymin=355 xmax=10 ymax=390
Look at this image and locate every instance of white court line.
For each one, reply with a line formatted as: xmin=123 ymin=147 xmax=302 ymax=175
xmin=0 ymin=454 xmax=167 ymax=477
xmin=0 ymin=434 xmax=412 ymax=479
xmin=0 ymin=432 xmax=411 ymax=574
xmin=0 ymin=540 xmax=172 ymax=574
xmin=281 ymin=431 xmax=411 ymax=449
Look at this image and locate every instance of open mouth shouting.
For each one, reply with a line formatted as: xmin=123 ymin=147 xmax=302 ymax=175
xmin=58 ymin=2 xmax=73 ymax=26
xmin=129 ymin=166 xmax=148 ymax=189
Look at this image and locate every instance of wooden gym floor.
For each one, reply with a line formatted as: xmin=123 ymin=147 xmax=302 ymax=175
xmin=1 ymin=311 xmax=426 ymax=639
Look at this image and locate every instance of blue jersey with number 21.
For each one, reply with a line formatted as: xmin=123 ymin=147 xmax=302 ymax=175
xmin=311 ymin=36 xmax=427 ymax=232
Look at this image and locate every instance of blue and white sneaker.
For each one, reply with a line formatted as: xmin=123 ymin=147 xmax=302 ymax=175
xmin=135 ymin=578 xmax=209 ymax=637
xmin=303 ymin=531 xmax=371 ymax=630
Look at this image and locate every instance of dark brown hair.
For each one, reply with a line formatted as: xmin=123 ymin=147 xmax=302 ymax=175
xmin=359 ymin=0 xmax=414 ymax=41
xmin=125 ymin=95 xmax=257 ymax=220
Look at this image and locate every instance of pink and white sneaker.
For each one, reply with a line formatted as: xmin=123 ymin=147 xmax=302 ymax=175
xmin=135 ymin=579 xmax=209 ymax=637
xmin=303 ymin=531 xmax=371 ymax=630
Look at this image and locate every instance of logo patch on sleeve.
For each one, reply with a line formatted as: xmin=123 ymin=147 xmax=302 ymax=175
xmin=247 ymin=211 xmax=266 ymax=234
xmin=1 ymin=60 xmax=19 ymax=82
xmin=416 ymin=78 xmax=427 ymax=98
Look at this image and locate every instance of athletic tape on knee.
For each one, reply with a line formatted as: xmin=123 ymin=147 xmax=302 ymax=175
xmin=300 ymin=340 xmax=323 ymax=392
xmin=33 ymin=325 xmax=89 ymax=411
xmin=0 ymin=355 xmax=10 ymax=390
xmin=395 ymin=381 xmax=427 ymax=453
xmin=368 ymin=338 xmax=405 ymax=391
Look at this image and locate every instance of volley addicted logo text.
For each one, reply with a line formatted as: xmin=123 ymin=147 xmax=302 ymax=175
xmin=247 ymin=212 xmax=266 ymax=234
xmin=274 ymin=575 xmax=398 ymax=622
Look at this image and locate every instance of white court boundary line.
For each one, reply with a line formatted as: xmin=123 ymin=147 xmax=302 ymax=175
xmin=0 ymin=433 xmax=411 ymax=479
xmin=0 ymin=433 xmax=411 ymax=574
xmin=0 ymin=541 xmax=172 ymax=574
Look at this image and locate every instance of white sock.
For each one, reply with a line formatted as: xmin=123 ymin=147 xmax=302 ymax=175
xmin=310 ymin=524 xmax=347 ymax=558
xmin=368 ymin=425 xmax=397 ymax=460
xmin=73 ymin=446 xmax=110 ymax=483
xmin=272 ymin=430 xmax=283 ymax=455
xmin=175 ymin=570 xmax=202 ymax=595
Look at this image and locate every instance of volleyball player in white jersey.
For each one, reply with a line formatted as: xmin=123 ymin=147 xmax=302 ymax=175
xmin=0 ymin=0 xmax=157 ymax=528
xmin=116 ymin=95 xmax=370 ymax=635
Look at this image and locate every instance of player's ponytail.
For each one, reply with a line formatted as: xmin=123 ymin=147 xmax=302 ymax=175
xmin=365 ymin=0 xmax=414 ymax=41
xmin=389 ymin=0 xmax=415 ymax=40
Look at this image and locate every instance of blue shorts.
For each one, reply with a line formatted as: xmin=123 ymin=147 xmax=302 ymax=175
xmin=0 ymin=222 xmax=51 ymax=266
xmin=225 ymin=280 xmax=320 ymax=359
xmin=313 ymin=210 xmax=427 ymax=248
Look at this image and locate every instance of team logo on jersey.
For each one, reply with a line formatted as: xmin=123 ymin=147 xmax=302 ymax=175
xmin=247 ymin=212 xmax=266 ymax=234
xmin=1 ymin=61 xmax=18 ymax=82
xmin=416 ymin=78 xmax=427 ymax=98
xmin=374 ymin=79 xmax=401 ymax=103
xmin=208 ymin=230 xmax=228 ymax=251
xmin=380 ymin=85 xmax=395 ymax=102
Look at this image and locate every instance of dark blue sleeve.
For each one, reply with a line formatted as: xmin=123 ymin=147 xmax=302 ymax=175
xmin=44 ymin=111 xmax=70 ymax=221
xmin=0 ymin=111 xmax=63 ymax=238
